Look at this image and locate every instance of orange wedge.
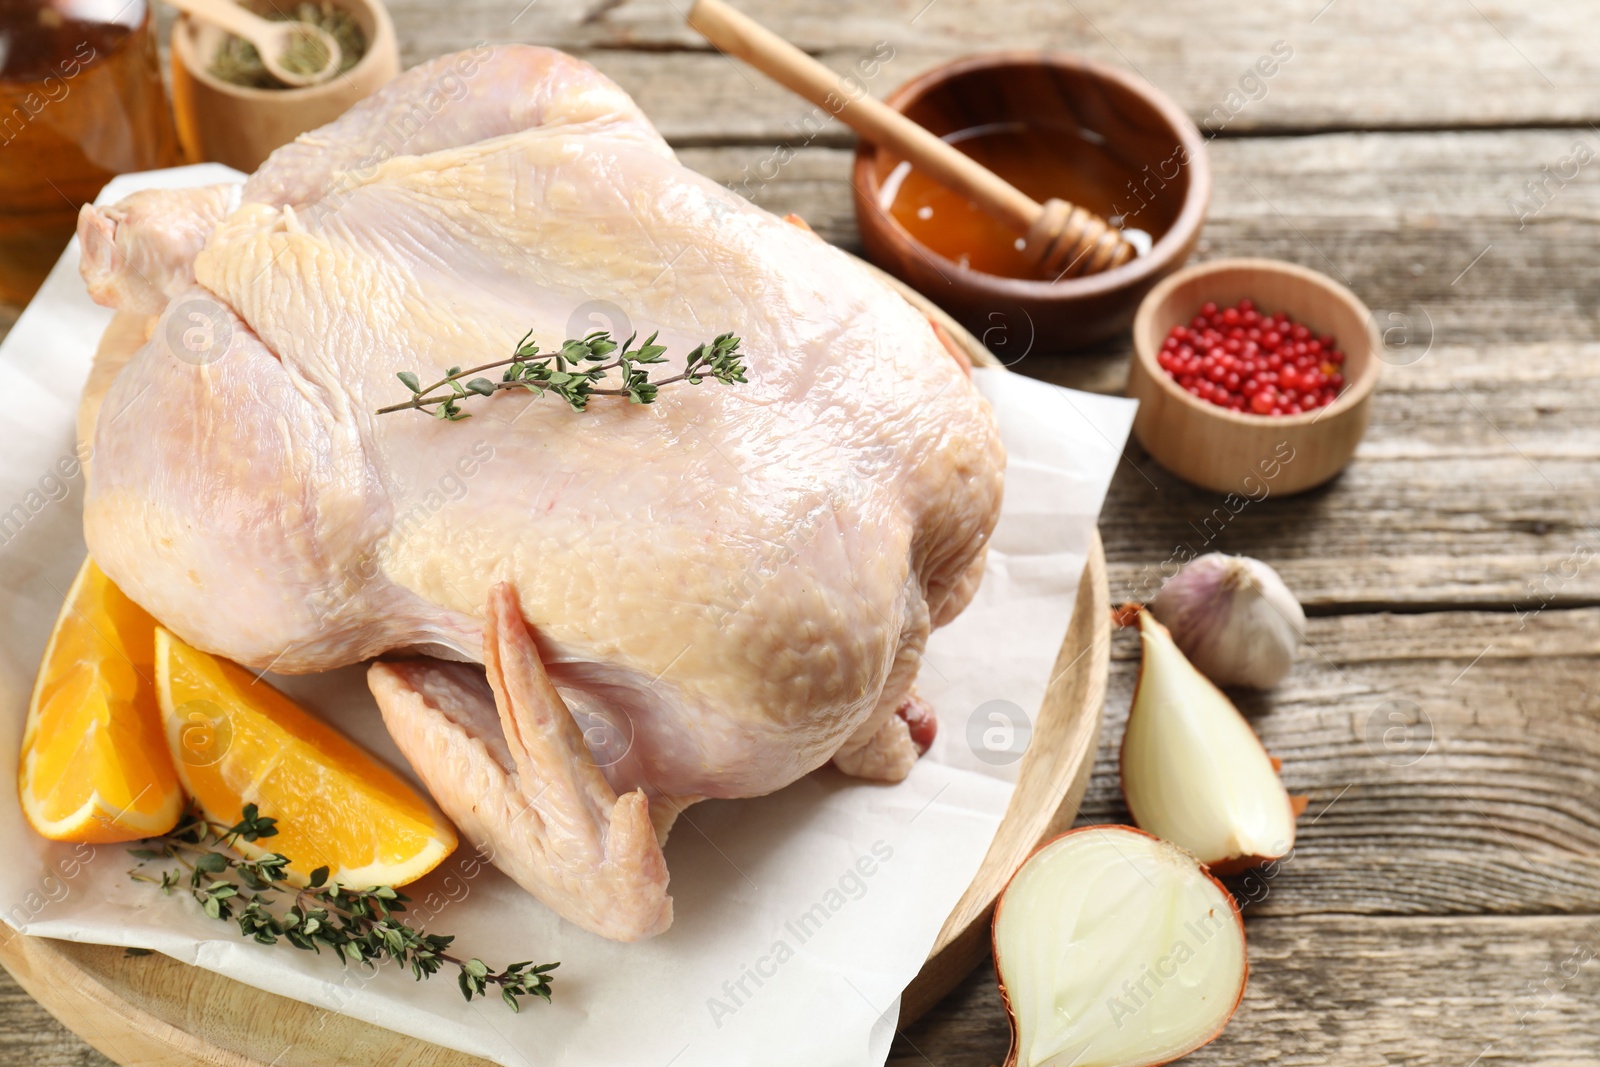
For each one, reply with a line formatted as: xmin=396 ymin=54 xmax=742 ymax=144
xmin=20 ymin=557 xmax=184 ymax=842
xmin=154 ymin=627 xmax=457 ymax=887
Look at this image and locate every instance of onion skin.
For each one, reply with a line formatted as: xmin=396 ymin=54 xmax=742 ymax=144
xmin=990 ymin=825 xmax=1249 ymax=1067
xmin=1205 ymin=851 xmax=1284 ymax=878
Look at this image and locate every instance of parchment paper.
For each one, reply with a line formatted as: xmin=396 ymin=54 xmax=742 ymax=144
xmin=0 ymin=166 xmax=1135 ymax=1067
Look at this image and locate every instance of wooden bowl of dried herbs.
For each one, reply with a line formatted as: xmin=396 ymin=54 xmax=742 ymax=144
xmin=170 ymin=0 xmax=400 ymax=172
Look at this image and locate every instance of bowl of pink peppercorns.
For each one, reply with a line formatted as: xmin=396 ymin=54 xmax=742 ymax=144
xmin=1126 ymin=257 xmax=1381 ymax=495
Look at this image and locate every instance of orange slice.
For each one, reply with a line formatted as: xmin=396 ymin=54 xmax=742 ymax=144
xmin=20 ymin=557 xmax=183 ymax=842
xmin=154 ymin=627 xmax=457 ymax=887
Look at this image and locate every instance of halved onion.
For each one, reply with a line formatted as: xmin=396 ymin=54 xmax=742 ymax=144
xmin=992 ymin=826 xmax=1247 ymax=1067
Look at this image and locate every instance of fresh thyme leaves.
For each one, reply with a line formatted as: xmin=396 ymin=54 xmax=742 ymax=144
xmin=129 ymin=805 xmax=557 ymax=1012
xmin=378 ymin=329 xmax=747 ymax=421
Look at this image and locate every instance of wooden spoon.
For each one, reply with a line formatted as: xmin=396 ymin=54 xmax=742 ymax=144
xmin=687 ymin=0 xmax=1136 ymax=279
xmin=163 ymin=0 xmax=343 ymax=88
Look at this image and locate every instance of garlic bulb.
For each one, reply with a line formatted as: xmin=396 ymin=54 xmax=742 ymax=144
xmin=1149 ymin=553 xmax=1304 ymax=688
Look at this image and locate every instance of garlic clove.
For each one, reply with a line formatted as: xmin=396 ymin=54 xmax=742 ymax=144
xmin=1149 ymin=553 xmax=1304 ymax=689
xmin=992 ymin=826 xmax=1247 ymax=1067
xmin=1121 ymin=610 xmax=1298 ymax=872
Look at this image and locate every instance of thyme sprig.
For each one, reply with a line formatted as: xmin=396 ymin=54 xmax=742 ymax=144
xmin=128 ymin=805 xmax=557 ymax=1012
xmin=378 ymin=329 xmax=747 ymax=421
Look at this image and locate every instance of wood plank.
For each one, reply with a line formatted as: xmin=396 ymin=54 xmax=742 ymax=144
xmin=10 ymin=100 xmax=1594 ymax=372
xmin=1072 ymin=609 xmax=1600 ymax=917
xmin=670 ymin=135 xmax=1600 ymax=607
xmin=8 ymin=915 xmax=1596 ymax=1067
xmin=678 ymin=127 xmax=1600 ymax=347
xmin=0 ymin=14 xmax=1593 ymax=1061
xmin=386 ymin=0 xmax=1600 ymax=134
xmin=11 ymin=137 xmax=1600 ymax=606
xmin=1094 ymin=446 xmax=1600 ymax=612
xmin=1092 ymin=332 xmax=1600 ymax=607
xmin=889 ymin=914 xmax=1600 ymax=1067
xmin=0 ymin=963 xmax=112 ymax=1067
xmin=42 ymin=119 xmax=1599 ymax=335
xmin=12 ymin=572 xmax=1591 ymax=1048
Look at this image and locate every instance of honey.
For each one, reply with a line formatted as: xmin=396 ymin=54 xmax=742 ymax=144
xmin=0 ymin=0 xmax=182 ymax=304
xmin=880 ymin=121 xmax=1177 ymax=282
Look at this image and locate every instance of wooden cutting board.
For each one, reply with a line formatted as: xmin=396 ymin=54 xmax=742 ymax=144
xmin=0 ymin=268 xmax=1112 ymax=1066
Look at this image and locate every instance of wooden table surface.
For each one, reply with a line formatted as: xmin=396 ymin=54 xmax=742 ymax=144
xmin=5 ymin=0 xmax=1600 ymax=1063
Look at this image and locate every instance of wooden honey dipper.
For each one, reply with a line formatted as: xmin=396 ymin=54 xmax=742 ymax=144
xmin=687 ymin=0 xmax=1137 ymax=279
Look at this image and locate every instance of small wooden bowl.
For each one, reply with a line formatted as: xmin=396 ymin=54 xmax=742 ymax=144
xmin=170 ymin=0 xmax=400 ymax=173
xmin=1127 ymin=258 xmax=1381 ymax=495
xmin=852 ymin=52 xmax=1210 ymax=350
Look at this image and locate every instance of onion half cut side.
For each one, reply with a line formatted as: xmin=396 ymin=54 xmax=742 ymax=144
xmin=992 ymin=826 xmax=1248 ymax=1067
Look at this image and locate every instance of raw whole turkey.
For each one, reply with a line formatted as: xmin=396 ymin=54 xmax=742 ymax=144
xmin=75 ymin=45 xmax=1004 ymax=940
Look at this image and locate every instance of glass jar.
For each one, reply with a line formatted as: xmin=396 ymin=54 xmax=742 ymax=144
xmin=0 ymin=0 xmax=182 ymax=305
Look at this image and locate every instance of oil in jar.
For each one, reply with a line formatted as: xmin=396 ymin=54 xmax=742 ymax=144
xmin=0 ymin=0 xmax=182 ymax=305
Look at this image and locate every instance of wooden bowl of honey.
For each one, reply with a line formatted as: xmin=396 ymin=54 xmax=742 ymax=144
xmin=1127 ymin=257 xmax=1382 ymax=495
xmin=852 ymin=52 xmax=1210 ymax=352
